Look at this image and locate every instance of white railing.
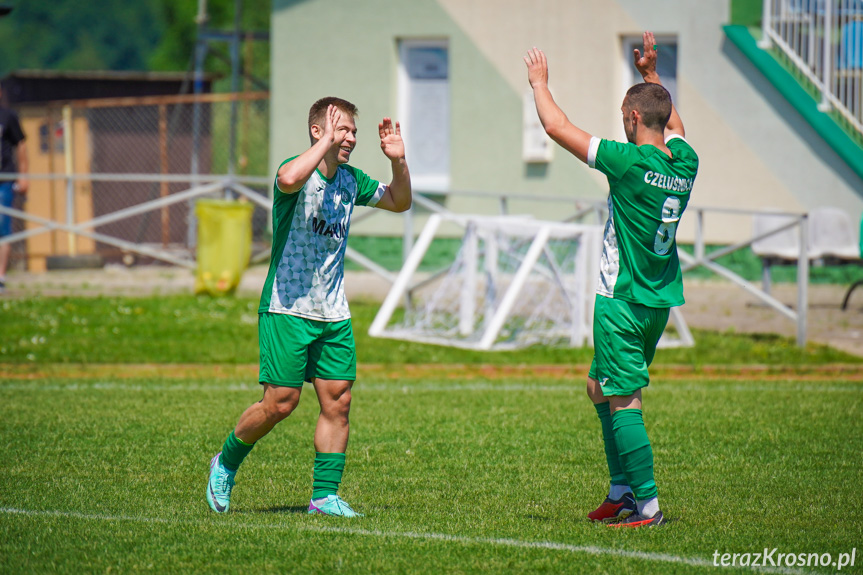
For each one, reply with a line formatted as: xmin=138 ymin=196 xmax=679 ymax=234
xmin=760 ymin=0 xmax=863 ymax=136
xmin=679 ymin=206 xmax=809 ymax=347
xmin=0 ymin=173 xmax=270 ymax=269
xmin=0 ymin=171 xmax=607 ymax=272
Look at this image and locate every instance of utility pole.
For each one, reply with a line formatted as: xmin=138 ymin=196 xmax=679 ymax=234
xmin=188 ymin=0 xmax=210 ymax=249
xmin=188 ymin=0 xmax=269 ymax=241
xmin=228 ymin=0 xmax=242 ymax=185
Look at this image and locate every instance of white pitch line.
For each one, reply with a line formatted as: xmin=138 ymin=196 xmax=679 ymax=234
xmin=0 ymin=380 xmax=861 ymax=393
xmin=0 ymin=507 xmax=811 ymax=575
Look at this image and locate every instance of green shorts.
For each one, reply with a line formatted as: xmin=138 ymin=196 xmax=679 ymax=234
xmin=588 ymin=294 xmax=669 ymax=397
xmin=258 ymin=312 xmax=356 ymax=387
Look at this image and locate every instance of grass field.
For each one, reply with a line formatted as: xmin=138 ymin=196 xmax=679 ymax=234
xmin=2 ymin=296 xmax=860 ymax=366
xmin=1 ymin=295 xmax=862 ymax=574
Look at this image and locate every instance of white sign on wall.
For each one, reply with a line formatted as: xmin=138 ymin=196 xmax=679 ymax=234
xmin=522 ymin=89 xmax=554 ymax=163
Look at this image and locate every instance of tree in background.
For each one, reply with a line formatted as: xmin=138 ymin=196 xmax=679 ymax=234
xmin=0 ymin=0 xmax=270 ymax=90
xmin=0 ymin=1 xmax=163 ymax=75
xmin=149 ymin=0 xmax=271 ymax=91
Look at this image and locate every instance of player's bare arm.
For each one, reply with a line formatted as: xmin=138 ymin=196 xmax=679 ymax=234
xmin=277 ymin=105 xmax=344 ymax=194
xmin=15 ymin=139 xmax=28 ymax=194
xmin=524 ymin=47 xmax=593 ymax=164
xmin=374 ymin=117 xmax=412 ymax=213
xmin=634 ymin=31 xmax=685 ymax=138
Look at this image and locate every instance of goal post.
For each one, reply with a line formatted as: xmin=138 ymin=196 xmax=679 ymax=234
xmin=369 ymin=212 xmax=694 ymax=351
xmin=369 ymin=214 xmax=605 ymax=350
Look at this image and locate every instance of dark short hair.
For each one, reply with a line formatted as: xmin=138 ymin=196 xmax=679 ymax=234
xmin=308 ymin=97 xmax=358 ymax=140
xmin=623 ymin=83 xmax=672 ymax=131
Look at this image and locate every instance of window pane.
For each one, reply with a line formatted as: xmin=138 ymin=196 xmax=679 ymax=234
xmin=625 ymin=38 xmax=678 ymax=103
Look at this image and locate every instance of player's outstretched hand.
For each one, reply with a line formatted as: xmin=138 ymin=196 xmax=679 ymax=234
xmin=524 ymin=47 xmax=548 ymax=89
xmin=633 ymin=31 xmax=658 ymax=79
xmin=379 ymin=118 xmax=405 ymax=160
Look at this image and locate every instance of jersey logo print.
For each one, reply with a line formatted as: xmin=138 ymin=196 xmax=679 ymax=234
xmin=311 ymin=216 xmax=346 ymax=239
xmin=339 ymin=188 xmax=352 ymax=206
xmin=599 ymin=377 xmax=610 ymax=387
xmin=643 ymin=170 xmax=694 ymax=192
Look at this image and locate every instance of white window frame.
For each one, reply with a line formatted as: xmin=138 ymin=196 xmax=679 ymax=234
xmin=620 ymin=35 xmax=679 ymax=139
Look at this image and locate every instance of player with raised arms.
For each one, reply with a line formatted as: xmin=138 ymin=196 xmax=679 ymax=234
xmin=206 ymin=97 xmax=411 ymax=517
xmin=525 ymin=32 xmax=698 ymax=527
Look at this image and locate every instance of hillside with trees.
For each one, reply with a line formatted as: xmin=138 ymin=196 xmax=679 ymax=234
xmin=0 ymin=0 xmax=269 ymax=89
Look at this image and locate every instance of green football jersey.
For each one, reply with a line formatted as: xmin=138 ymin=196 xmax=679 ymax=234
xmin=258 ymin=157 xmax=385 ymax=320
xmin=587 ymin=135 xmax=699 ymax=307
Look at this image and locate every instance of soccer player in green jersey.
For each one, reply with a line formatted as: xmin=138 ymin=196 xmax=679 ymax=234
xmin=525 ymin=32 xmax=698 ymax=527
xmin=206 ymin=97 xmax=411 ymax=517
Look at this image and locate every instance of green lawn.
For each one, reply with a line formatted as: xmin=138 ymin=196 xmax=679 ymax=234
xmin=1 ymin=294 xmax=861 ymax=573
xmin=1 ymin=371 xmax=860 ymax=574
xmin=1 ymin=295 xmax=859 ymax=366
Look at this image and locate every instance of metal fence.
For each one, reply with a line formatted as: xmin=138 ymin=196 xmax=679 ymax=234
xmin=760 ymin=0 xmax=863 ymax=136
xmin=679 ymin=206 xmax=809 ymax=347
xmin=5 ymin=93 xmax=271 ymax=268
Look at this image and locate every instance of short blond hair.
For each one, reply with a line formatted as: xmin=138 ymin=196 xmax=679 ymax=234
xmin=308 ymin=97 xmax=358 ymax=143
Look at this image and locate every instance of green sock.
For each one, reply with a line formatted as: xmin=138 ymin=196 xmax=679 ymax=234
xmin=312 ymin=452 xmax=346 ymax=500
xmin=612 ymin=409 xmax=657 ymax=501
xmin=594 ymin=402 xmax=627 ymax=486
xmin=220 ymin=431 xmax=254 ymax=471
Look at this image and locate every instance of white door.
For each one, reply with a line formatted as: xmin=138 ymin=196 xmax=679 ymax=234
xmin=398 ymin=40 xmax=450 ymax=191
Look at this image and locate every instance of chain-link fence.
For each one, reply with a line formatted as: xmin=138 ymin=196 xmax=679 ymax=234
xmin=5 ymin=93 xmax=271 ymax=270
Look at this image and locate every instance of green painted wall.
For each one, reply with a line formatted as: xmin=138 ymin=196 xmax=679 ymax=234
xmin=270 ymin=0 xmax=603 ymax=222
xmin=730 ymin=0 xmax=762 ymax=27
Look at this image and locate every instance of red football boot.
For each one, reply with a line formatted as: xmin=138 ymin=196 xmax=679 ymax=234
xmin=587 ymin=492 xmax=636 ymax=523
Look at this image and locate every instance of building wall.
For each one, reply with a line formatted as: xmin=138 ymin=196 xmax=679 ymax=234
xmin=271 ymin=0 xmax=863 ymax=243
xmin=615 ymin=0 xmax=863 ymax=241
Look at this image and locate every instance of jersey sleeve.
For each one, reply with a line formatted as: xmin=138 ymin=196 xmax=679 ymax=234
xmin=348 ymin=165 xmax=386 ymax=207
xmin=273 ymin=155 xmax=299 ymax=195
xmin=665 ymin=135 xmax=699 ymax=166
xmin=588 ymin=138 xmax=641 ymax=181
xmin=665 ymin=136 xmax=700 ymax=184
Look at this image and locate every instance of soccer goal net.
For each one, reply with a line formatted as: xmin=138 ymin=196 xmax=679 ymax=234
xmin=368 ymin=214 xmax=604 ymax=350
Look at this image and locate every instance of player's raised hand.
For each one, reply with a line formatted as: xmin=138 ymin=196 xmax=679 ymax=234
xmin=322 ymin=104 xmax=344 ymax=145
xmin=379 ymin=118 xmax=405 ymax=160
xmin=634 ymin=31 xmax=658 ymax=79
xmin=524 ymin=47 xmax=549 ymax=89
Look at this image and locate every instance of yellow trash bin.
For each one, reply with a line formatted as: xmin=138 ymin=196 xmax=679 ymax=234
xmin=194 ymin=199 xmax=254 ymax=296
